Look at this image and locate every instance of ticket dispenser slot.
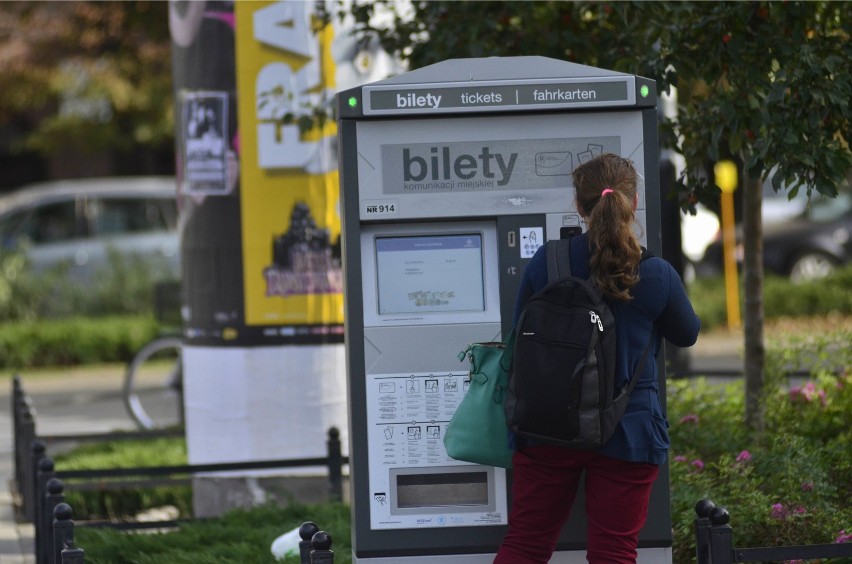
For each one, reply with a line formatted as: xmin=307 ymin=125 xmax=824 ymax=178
xmin=390 ymin=466 xmax=497 ymax=515
xmin=338 ymin=56 xmax=668 ymax=563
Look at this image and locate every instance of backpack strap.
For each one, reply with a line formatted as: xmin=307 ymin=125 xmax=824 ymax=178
xmin=623 ymin=327 xmax=654 ymax=397
xmin=547 ymin=239 xmax=652 ymax=284
xmin=545 ymin=239 xmax=573 ymax=283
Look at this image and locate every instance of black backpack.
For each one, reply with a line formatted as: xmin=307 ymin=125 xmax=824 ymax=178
xmin=504 ymin=239 xmax=653 ymax=450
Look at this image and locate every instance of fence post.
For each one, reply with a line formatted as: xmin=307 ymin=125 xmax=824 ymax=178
xmin=11 ymin=373 xmax=20 ymax=411
xmin=695 ymin=498 xmax=715 ymax=564
xmin=60 ymin=540 xmax=85 ymax=564
xmin=35 ymin=457 xmax=55 ymax=564
xmin=29 ymin=439 xmax=46 ymax=517
xmin=13 ymin=378 xmax=30 ymax=500
xmin=708 ymin=505 xmax=733 ymax=564
xmin=44 ymin=479 xmax=65 ymax=564
xmin=20 ymin=417 xmax=39 ymax=520
xmin=326 ymin=427 xmax=343 ymax=502
xmin=298 ymin=521 xmax=319 ymax=564
xmin=310 ymin=531 xmax=334 ymax=564
xmin=11 ymin=375 xmax=21 ymax=480
xmin=52 ymin=503 xmax=76 ymax=564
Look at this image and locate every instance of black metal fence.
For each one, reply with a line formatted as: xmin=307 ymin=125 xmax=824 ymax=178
xmin=12 ymin=374 xmax=347 ymax=563
xmin=33 ymin=475 xmax=336 ymax=564
xmin=695 ymin=498 xmax=852 ymax=563
xmin=297 ymin=522 xmax=336 ymax=564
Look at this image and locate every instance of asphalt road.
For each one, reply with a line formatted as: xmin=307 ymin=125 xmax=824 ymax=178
xmin=2 ymin=366 xmax=165 ymax=439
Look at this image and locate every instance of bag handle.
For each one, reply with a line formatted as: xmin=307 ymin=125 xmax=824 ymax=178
xmin=501 ymin=328 xmax=516 ymax=372
xmin=457 ymin=328 xmax=517 ymax=367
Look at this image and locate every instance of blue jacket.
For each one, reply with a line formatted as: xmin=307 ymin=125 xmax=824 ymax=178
xmin=512 ymin=234 xmax=701 ymax=465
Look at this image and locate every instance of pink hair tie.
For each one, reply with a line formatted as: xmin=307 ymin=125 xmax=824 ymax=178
xmin=601 ymin=188 xmax=614 ymax=197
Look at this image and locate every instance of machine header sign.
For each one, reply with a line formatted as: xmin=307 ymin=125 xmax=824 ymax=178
xmin=363 ymin=76 xmax=635 ymax=115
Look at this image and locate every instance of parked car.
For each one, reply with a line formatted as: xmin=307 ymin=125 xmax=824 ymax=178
xmin=698 ymin=191 xmax=852 ymax=283
xmin=0 ymin=177 xmax=179 ymax=283
xmin=680 ymin=174 xmax=809 ymax=279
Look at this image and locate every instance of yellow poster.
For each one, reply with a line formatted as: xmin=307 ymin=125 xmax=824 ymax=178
xmin=235 ymin=1 xmax=344 ymax=331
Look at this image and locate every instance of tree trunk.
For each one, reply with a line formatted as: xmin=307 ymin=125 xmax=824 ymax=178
xmin=742 ymin=165 xmax=766 ymax=433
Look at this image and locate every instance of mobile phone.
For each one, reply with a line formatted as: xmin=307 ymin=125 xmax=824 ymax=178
xmin=560 ymin=226 xmax=582 ymax=239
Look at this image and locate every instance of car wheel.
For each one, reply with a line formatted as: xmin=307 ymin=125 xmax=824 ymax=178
xmin=788 ymin=252 xmax=836 ymax=283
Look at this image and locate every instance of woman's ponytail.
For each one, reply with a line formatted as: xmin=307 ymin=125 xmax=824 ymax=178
xmin=572 ymin=154 xmax=642 ymax=301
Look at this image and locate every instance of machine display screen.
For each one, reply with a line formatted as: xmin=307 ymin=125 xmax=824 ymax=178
xmin=375 ymin=234 xmax=485 ymax=315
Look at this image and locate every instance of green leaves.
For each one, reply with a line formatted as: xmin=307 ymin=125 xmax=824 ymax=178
xmin=0 ymin=2 xmax=173 ymax=159
xmin=668 ymin=329 xmax=852 ymax=561
xmin=348 ymin=1 xmax=850 ymax=210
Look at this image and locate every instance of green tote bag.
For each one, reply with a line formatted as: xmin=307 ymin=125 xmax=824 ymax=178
xmin=443 ymin=331 xmax=515 ymax=469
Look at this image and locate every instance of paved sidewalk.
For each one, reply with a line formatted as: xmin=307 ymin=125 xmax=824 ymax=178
xmin=0 ymin=410 xmax=33 ymax=564
xmin=691 ymin=328 xmax=743 ymax=360
xmin=0 ymin=367 xmax=135 ymax=563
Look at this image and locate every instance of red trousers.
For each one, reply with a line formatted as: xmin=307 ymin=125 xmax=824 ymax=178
xmin=494 ymin=446 xmax=660 ymax=564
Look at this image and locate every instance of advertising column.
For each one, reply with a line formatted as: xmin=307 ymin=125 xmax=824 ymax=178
xmin=170 ymin=0 xmax=402 ymax=515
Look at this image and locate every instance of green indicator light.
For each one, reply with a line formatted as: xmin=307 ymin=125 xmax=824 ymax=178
xmin=348 ymin=96 xmax=358 ymax=108
xmin=640 ymin=85 xmax=650 ymax=98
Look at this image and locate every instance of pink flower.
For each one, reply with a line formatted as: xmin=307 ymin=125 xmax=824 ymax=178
xmin=691 ymin=459 xmax=705 ymax=472
xmin=680 ymin=414 xmax=699 ymax=424
xmin=771 ymin=503 xmax=786 ymax=519
xmin=789 ymin=381 xmax=825 ymax=405
xmin=736 ymin=450 xmax=752 ymax=463
xmin=674 ymin=455 xmax=687 ymax=463
xmin=801 ymin=481 xmax=814 ymax=492
xmin=803 ymin=381 xmax=817 ymax=398
xmin=835 ymin=530 xmax=852 ymax=544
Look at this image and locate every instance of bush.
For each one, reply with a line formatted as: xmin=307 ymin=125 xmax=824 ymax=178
xmin=54 ymin=437 xmax=191 ymax=521
xmin=0 ymin=247 xmax=172 ymax=322
xmin=668 ymin=328 xmax=852 ymax=563
xmin=0 ymin=315 xmax=159 ymax=369
xmin=75 ymin=502 xmax=352 ymax=564
xmin=687 ymin=264 xmax=852 ymax=331
xmin=0 ymin=250 xmax=72 ymax=322
xmin=0 ymin=248 xmax=176 ymax=369
xmin=764 ymin=265 xmax=852 ymax=319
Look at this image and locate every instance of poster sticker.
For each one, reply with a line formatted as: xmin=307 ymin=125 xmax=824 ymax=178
xmin=264 ymin=202 xmax=343 ymax=298
xmin=182 ymin=91 xmax=229 ymax=195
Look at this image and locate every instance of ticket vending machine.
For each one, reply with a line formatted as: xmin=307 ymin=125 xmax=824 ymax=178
xmin=338 ymin=56 xmax=670 ymax=563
